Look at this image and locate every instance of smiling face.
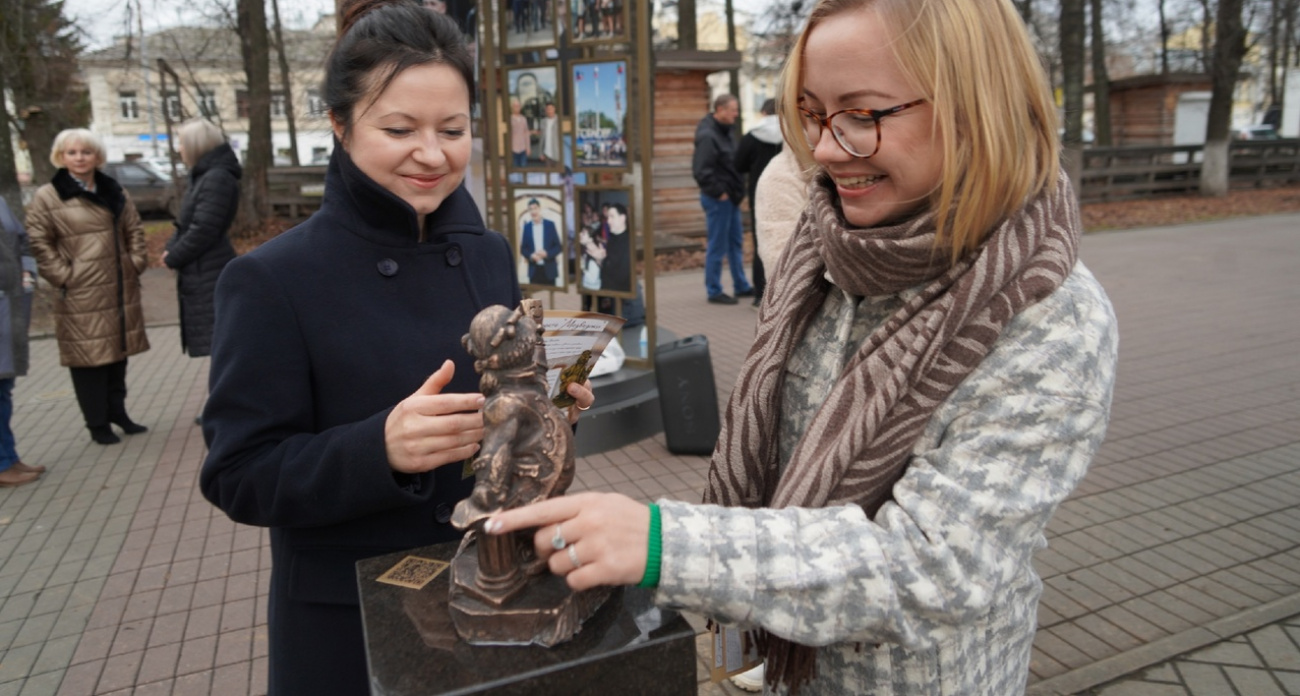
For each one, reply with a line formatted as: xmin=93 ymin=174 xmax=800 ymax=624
xmin=800 ymin=7 xmax=942 ymax=228
xmin=332 ymin=62 xmax=471 ymax=228
xmin=60 ymin=140 xmax=101 ymax=182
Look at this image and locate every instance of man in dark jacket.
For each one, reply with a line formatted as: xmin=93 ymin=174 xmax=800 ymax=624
xmin=692 ymin=94 xmax=753 ymax=305
xmin=734 ymin=98 xmax=782 ymax=306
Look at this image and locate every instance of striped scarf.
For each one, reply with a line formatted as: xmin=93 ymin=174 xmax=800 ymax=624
xmin=703 ymin=170 xmax=1080 ymax=693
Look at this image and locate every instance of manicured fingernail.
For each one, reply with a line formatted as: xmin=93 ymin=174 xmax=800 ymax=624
xmin=484 ymin=519 xmax=501 ymax=534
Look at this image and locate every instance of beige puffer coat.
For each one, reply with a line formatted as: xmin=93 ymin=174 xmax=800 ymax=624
xmin=26 ymin=169 xmax=151 ymax=368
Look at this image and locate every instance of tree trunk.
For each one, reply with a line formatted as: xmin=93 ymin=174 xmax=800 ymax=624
xmin=270 ymin=0 xmax=300 ymax=166
xmin=1201 ymin=0 xmax=1247 ymax=196
xmin=678 ymin=0 xmax=697 ymax=49
xmin=1158 ymin=0 xmax=1170 ymax=74
xmin=0 ymin=68 xmax=24 ymax=217
xmin=237 ymin=0 xmax=272 ymax=234
xmin=1060 ymin=0 xmax=1086 ymax=145
xmin=1090 ymin=0 xmax=1112 ymax=146
xmin=1014 ymin=0 xmax=1033 ymax=25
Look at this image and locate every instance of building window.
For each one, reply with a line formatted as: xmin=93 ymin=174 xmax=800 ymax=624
xmin=197 ymin=88 xmax=218 ymax=118
xmin=163 ymin=92 xmax=182 ymax=121
xmin=119 ymin=91 xmax=140 ymax=120
xmin=307 ymin=89 xmax=324 ymax=116
xmin=271 ymin=91 xmax=286 ymax=118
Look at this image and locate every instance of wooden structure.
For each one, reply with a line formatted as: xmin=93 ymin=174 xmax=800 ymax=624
xmin=650 ymin=50 xmax=742 ymax=242
xmin=1106 ymin=72 xmax=1213 ymax=146
xmin=1079 ymin=140 xmax=1300 ymax=202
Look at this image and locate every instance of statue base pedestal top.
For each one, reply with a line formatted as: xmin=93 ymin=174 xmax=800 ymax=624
xmin=448 ymin=540 xmax=612 ymax=647
xmin=357 ymin=540 xmax=696 ymax=696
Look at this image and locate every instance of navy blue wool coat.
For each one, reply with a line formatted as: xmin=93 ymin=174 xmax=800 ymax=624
xmin=200 ymin=145 xmax=520 ymax=695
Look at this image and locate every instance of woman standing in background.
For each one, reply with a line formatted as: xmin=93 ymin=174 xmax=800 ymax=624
xmin=26 ymin=129 xmax=150 ymax=446
xmin=164 ymin=118 xmax=240 ymax=361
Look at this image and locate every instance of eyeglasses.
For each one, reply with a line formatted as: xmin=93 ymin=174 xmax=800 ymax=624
xmin=798 ymin=99 xmax=926 ymax=158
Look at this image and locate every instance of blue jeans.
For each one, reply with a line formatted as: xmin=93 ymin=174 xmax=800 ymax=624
xmin=700 ymin=194 xmax=751 ymax=298
xmin=0 ymin=378 xmax=16 ymax=473
xmin=513 ymin=151 xmax=528 ymax=167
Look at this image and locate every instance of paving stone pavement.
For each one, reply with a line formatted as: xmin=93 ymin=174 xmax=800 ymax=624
xmin=0 ymin=213 xmax=1298 ymax=695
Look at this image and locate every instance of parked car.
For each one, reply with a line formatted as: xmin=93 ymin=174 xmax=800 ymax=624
xmin=139 ymin=156 xmax=186 ymax=181
xmin=1232 ymin=124 xmax=1281 ymax=141
xmin=101 ymin=161 xmax=178 ymax=218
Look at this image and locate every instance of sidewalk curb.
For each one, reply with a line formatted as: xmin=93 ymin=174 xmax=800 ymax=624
xmin=1025 ymin=593 xmax=1300 ymax=695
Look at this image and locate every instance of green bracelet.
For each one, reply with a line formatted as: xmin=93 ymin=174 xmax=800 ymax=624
xmin=638 ymin=503 xmax=662 ymax=588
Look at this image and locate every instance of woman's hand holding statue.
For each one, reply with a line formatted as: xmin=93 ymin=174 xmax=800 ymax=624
xmin=485 ymin=491 xmax=650 ymax=591
xmin=384 ymin=360 xmax=486 ymax=474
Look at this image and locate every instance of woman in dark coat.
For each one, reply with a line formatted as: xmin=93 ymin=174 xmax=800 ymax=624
xmin=26 ymin=129 xmax=150 ymax=445
xmin=199 ymin=2 xmax=593 ymax=694
xmin=164 ymin=118 xmax=239 ymax=358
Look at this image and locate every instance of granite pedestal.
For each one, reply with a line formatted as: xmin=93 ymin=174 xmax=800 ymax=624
xmin=357 ymin=541 xmax=697 ymax=696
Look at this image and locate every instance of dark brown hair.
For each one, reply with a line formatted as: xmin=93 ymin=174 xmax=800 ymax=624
xmin=326 ymin=0 xmax=475 ymax=135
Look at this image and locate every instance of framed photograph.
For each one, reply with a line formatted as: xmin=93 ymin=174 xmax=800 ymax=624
xmin=569 ymin=0 xmax=626 ymax=44
xmin=505 ymin=64 xmax=563 ymax=170
xmin=574 ymin=186 xmax=635 ymax=298
xmin=501 ymin=0 xmax=557 ymax=51
xmin=571 ymin=59 xmax=630 ymax=171
xmin=511 ymin=187 xmax=567 ymax=290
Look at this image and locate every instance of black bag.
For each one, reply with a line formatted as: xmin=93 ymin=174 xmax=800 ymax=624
xmin=654 ymin=335 xmax=721 ymax=455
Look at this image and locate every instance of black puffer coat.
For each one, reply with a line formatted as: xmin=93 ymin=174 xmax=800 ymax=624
xmin=165 ymin=142 xmax=240 ymax=356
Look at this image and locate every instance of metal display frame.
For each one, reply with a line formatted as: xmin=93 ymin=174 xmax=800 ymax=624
xmin=481 ymin=0 xmax=656 ymax=370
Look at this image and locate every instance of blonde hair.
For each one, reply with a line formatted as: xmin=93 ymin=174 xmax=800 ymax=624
xmin=779 ymin=0 xmax=1059 ymax=264
xmin=49 ymin=129 xmax=107 ymax=169
xmin=177 ymin=118 xmax=226 ymax=168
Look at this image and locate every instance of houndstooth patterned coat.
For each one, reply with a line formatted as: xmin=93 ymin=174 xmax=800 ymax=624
xmin=655 ymin=262 xmax=1118 ymax=695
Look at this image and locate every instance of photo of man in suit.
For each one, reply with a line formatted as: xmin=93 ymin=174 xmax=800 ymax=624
xmin=519 ymin=198 xmax=562 ymax=285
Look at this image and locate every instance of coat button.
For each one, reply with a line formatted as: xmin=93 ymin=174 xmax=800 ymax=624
xmin=434 ymin=503 xmax=453 ymax=524
xmin=446 ymin=247 xmax=462 ymax=266
xmin=377 ymin=259 xmax=399 ymax=277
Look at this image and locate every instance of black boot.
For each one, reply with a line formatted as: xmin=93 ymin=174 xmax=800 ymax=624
xmin=110 ymin=416 xmax=148 ymax=435
xmin=90 ymin=426 xmax=121 ymax=445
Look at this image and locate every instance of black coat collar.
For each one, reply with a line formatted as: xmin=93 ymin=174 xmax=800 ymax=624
xmin=51 ymin=168 xmax=126 ymax=220
xmin=191 ymin=143 xmax=243 ymax=182
xmin=320 ymin=137 xmax=485 ymax=247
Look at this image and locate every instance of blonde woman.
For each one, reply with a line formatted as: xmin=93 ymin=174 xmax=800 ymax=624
xmin=486 ymin=0 xmax=1119 ymax=693
xmin=26 ymin=129 xmax=150 ymax=445
xmin=164 ymin=118 xmax=239 ymax=362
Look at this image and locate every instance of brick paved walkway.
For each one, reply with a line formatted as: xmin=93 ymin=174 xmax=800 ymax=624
xmin=0 ymin=213 xmax=1297 ymax=695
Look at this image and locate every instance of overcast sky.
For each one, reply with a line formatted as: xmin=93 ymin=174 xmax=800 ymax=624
xmin=70 ymin=0 xmax=770 ymax=51
xmin=70 ymin=0 xmax=337 ymax=51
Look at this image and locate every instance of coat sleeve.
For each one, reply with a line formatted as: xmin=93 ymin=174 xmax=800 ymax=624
xmin=119 ymin=194 xmax=148 ymax=275
xmin=653 ymin=275 xmax=1119 ymax=648
xmin=692 ymin=129 xmax=725 ymax=199
xmin=544 ymin=220 xmax=561 ymax=258
xmin=25 ymin=192 xmax=73 ymax=288
xmin=199 ymin=253 xmax=432 ymax=529
xmin=734 ymin=133 xmax=757 ymax=180
xmin=166 ymin=171 xmax=239 ymax=269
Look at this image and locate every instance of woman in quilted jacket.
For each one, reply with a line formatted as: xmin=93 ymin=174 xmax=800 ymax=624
xmin=27 ymin=129 xmax=150 ymax=446
xmin=164 ymin=118 xmax=240 ymax=361
xmin=485 ymin=0 xmax=1119 ymax=694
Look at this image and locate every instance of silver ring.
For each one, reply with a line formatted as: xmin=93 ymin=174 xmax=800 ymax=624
xmin=567 ymin=544 xmax=581 ymax=569
xmin=551 ymin=524 xmax=566 ymax=551
xmin=576 ymin=403 xmax=591 ymax=411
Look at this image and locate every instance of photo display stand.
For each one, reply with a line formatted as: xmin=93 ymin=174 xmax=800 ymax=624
xmin=482 ymin=0 xmax=657 ymax=370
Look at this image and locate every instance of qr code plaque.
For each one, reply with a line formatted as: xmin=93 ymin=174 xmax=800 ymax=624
xmin=375 ymin=556 xmax=449 ymax=590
